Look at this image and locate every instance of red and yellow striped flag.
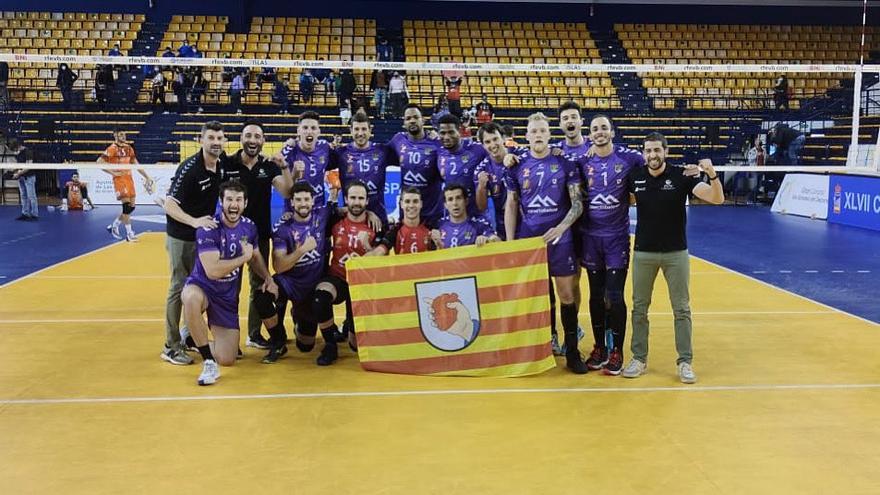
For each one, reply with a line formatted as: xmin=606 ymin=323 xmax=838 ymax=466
xmin=347 ymin=237 xmax=556 ymax=377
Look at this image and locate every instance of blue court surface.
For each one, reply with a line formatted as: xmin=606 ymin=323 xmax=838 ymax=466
xmin=1 ymin=203 xmax=878 ymax=323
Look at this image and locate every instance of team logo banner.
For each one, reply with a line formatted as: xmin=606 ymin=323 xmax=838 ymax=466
xmin=347 ymin=238 xmax=555 ymax=377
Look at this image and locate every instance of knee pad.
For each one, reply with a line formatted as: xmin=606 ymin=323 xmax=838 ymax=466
xmin=311 ymin=290 xmax=335 ymax=323
xmin=253 ymin=290 xmax=277 ymax=320
xmin=122 ymin=202 xmax=135 ymax=214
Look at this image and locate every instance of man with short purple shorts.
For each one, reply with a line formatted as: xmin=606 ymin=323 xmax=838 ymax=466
xmin=576 ymin=114 xmax=645 ymax=375
xmin=181 ymin=181 xmax=276 ymax=386
xmin=504 ymin=113 xmax=586 ymax=374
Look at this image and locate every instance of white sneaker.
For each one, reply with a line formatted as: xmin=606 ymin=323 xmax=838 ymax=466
xmin=621 ymin=358 xmax=647 ymax=379
xmin=125 ymin=231 xmax=138 ymax=242
xmin=678 ymin=362 xmax=697 ymax=384
xmin=107 ymin=223 xmax=122 ymax=240
xmin=198 ymin=359 xmax=220 ymax=386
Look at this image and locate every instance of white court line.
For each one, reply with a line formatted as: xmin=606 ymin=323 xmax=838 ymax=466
xmin=805 ymin=270 xmax=819 ymax=274
xmin=0 ymin=232 xmax=46 ymax=246
xmin=2 ymin=382 xmax=880 ymax=406
xmin=0 ymin=310 xmax=840 ymax=325
xmin=695 ymin=257 xmax=879 ymax=327
xmin=831 ymin=270 xmax=845 ymax=273
xmin=857 ymin=270 xmax=871 ymax=273
xmin=779 ymin=270 xmax=792 ymax=274
xmin=32 ymin=275 xmax=168 ymax=280
xmin=0 ymin=241 xmax=122 ymax=289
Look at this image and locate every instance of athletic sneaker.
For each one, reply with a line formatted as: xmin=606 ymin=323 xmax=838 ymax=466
xmin=125 ymin=231 xmax=137 ymax=242
xmin=565 ymin=350 xmax=588 ymax=374
xmin=197 ymin=359 xmax=220 ymax=386
xmin=678 ymin=362 xmax=697 ymax=384
xmin=160 ymin=347 xmax=194 ymax=366
xmin=621 ymin=358 xmax=647 ymax=379
xmin=261 ymin=345 xmax=288 ymax=364
xmin=179 ymin=328 xmax=197 ymax=352
xmin=551 ymin=326 xmax=585 ymax=356
xmin=316 ymin=344 xmax=338 ymax=366
xmin=604 ymin=349 xmax=623 ymax=376
xmin=246 ymin=335 xmax=271 ymax=349
xmin=585 ymin=345 xmax=609 ymax=370
xmin=107 ymin=224 xmax=122 ymax=240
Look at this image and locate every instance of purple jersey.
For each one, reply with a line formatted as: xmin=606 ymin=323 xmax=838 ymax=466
xmin=579 ymin=147 xmax=645 ymax=237
xmin=553 ymin=137 xmax=593 ymax=159
xmin=438 ymin=139 xmax=488 ymax=217
xmin=281 ymin=140 xmax=338 ymax=207
xmin=189 ymin=217 xmax=259 ymax=301
xmin=271 ymin=206 xmax=334 ymax=301
xmin=388 ymin=132 xmax=442 ymax=222
xmin=505 ymin=153 xmax=581 ymax=240
xmin=474 ymin=155 xmax=510 ymax=239
xmin=336 ymin=142 xmax=397 ymax=222
xmin=437 ymin=216 xmax=495 ymax=248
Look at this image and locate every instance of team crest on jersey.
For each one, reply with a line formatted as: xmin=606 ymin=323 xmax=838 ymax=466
xmin=462 ymin=154 xmax=470 ymax=163
xmin=318 ymin=156 xmax=326 ymax=165
xmin=550 ymin=163 xmax=559 ymax=173
xmin=415 ymin=276 xmax=482 ymax=352
xmin=464 ymin=231 xmax=473 ymax=241
xmin=372 ymin=153 xmax=380 ymax=161
xmin=347 ymin=165 xmax=354 ymax=173
xmin=615 ymin=163 xmax=623 ymax=173
xmin=523 ymin=179 xmax=531 ymax=190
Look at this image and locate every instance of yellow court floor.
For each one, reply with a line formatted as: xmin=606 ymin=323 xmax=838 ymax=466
xmin=0 ymin=233 xmax=878 ymax=494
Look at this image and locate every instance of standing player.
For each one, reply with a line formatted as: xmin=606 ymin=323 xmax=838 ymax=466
xmin=98 ymin=128 xmax=154 ymax=241
xmin=555 ymin=101 xmax=593 ymax=157
xmin=388 ymin=104 xmax=443 ymax=224
xmin=577 ymin=115 xmax=645 ymax=375
xmin=336 ymin=111 xmax=398 ymax=227
xmin=311 ymin=180 xmax=383 ymax=366
xmin=432 ymin=184 xmax=500 ymax=248
xmin=60 ymin=172 xmax=95 ymax=211
xmin=253 ymin=182 xmax=337 ymax=363
xmin=181 ymin=181 xmax=277 ymax=386
xmin=436 ymin=113 xmax=488 ymax=218
xmin=474 ymin=122 xmax=511 ymax=239
xmin=504 ymin=113 xmax=587 ymax=374
xmin=371 ymin=186 xmax=435 ymax=255
xmin=281 ymin=111 xmax=339 ymax=207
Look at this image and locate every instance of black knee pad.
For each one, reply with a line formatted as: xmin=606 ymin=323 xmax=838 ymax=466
xmin=312 ymin=290 xmax=335 ymax=322
xmin=122 ymin=202 xmax=135 ymax=214
xmin=254 ymin=290 xmax=277 ymax=319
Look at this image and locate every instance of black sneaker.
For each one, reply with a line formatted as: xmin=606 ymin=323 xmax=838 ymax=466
xmin=15 ymin=215 xmax=28 ymax=221
xmin=261 ymin=345 xmax=288 ymax=364
xmin=246 ymin=335 xmax=271 ymax=350
xmin=585 ymin=345 xmax=609 ymax=370
xmin=316 ymin=344 xmax=338 ymax=366
xmin=565 ymin=351 xmax=589 ymax=374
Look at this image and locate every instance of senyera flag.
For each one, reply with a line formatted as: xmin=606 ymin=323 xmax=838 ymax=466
xmin=347 ymin=237 xmax=555 ymax=377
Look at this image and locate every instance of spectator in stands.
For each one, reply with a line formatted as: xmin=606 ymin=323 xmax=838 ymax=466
xmin=108 ymin=43 xmax=122 ymax=57
xmin=151 ymin=70 xmax=167 ymax=113
xmin=0 ymin=61 xmax=8 ymax=109
xmin=389 ymin=71 xmax=408 ymax=118
xmin=369 ymin=69 xmax=389 ymax=119
xmin=431 ymin=94 xmax=450 ymax=130
xmin=338 ymin=69 xmax=358 ymax=108
xmin=460 ymin=113 xmax=475 ymax=138
xmin=273 ymin=77 xmax=291 ymax=114
xmin=178 ymin=39 xmax=194 ymax=58
xmin=162 ymin=46 xmax=174 ymax=58
xmin=257 ymin=67 xmax=276 ymax=85
xmin=445 ymin=75 xmax=463 ymax=117
xmin=312 ymin=60 xmax=330 ymax=86
xmin=9 ymin=138 xmax=37 ymax=221
xmin=56 ymin=63 xmax=79 ymax=109
xmin=230 ymin=71 xmax=245 ymax=114
xmin=191 ymin=45 xmax=203 ymax=58
xmin=502 ymin=124 xmax=516 ymax=147
xmin=473 ymin=93 xmax=494 ymax=124
xmin=191 ymin=72 xmax=208 ymax=113
xmin=377 ymin=38 xmax=393 ymax=62
xmin=299 ymin=69 xmax=315 ymax=104
xmin=339 ymin=97 xmax=353 ymax=125
xmin=325 ymin=70 xmax=338 ymax=95
xmin=767 ymin=124 xmax=805 ymax=166
xmin=774 ymin=75 xmax=790 ymax=111
xmin=95 ymin=65 xmax=115 ymax=112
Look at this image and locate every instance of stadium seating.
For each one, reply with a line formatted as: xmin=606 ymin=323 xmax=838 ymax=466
xmin=0 ymin=11 xmax=144 ymax=103
xmin=617 ymin=23 xmax=880 ymax=110
xmin=403 ymin=20 xmax=620 ymax=109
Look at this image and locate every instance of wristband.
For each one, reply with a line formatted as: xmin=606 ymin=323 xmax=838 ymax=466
xmin=708 ymin=175 xmax=719 ymax=181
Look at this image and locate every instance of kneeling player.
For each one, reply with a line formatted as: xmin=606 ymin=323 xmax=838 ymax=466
xmin=181 ymin=181 xmax=276 ymax=385
xmin=432 ymin=183 xmax=500 ymax=248
xmin=253 ymin=182 xmax=336 ymax=363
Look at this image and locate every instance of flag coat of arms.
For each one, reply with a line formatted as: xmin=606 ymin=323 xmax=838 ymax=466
xmin=347 ymin=238 xmax=556 ymax=377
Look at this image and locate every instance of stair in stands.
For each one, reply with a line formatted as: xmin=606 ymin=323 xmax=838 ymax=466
xmin=135 ymin=111 xmax=180 ymax=164
xmin=124 ymin=14 xmax=172 ymax=110
xmin=588 ymin=25 xmax=651 ymax=113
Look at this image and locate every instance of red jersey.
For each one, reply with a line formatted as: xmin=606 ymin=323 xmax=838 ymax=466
xmin=394 ymin=223 xmax=433 ymax=254
xmin=330 ymin=216 xmax=378 ymax=280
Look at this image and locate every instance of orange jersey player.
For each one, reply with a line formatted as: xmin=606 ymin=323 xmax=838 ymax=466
xmin=61 ymin=172 xmax=95 ymax=211
xmin=98 ymin=128 xmax=154 ymax=241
